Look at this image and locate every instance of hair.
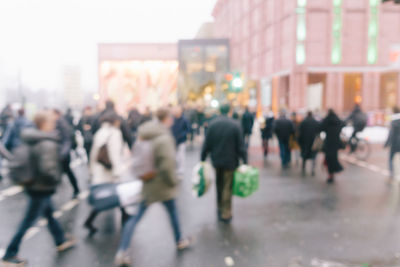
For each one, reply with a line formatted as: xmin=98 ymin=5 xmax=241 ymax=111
xmin=307 ymin=111 xmax=313 ymax=117
xmin=393 ymin=106 xmax=400 ymax=114
xmin=52 ymin=109 xmax=61 ymax=116
xmin=34 ymin=111 xmax=51 ymax=129
xmin=156 ymin=107 xmax=171 ymax=122
xmin=105 ymin=100 xmax=115 ymax=110
xmin=18 ymin=108 xmax=25 ymax=117
xmin=220 ymin=104 xmax=231 ymax=115
xmin=100 ymin=111 xmax=121 ymax=124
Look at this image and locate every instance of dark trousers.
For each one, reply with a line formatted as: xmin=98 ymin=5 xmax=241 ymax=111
xmin=262 ymin=139 xmax=270 ymax=157
xmin=216 ymin=168 xmax=234 ymax=220
xmin=3 ymin=193 xmax=65 ymax=259
xmin=62 ymin=155 xmax=80 ymax=195
xmin=278 ymin=140 xmax=291 ymax=167
xmin=118 ymin=199 xmax=182 ymax=251
xmin=389 ymin=149 xmax=399 ymax=176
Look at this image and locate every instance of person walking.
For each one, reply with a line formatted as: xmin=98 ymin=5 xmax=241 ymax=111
xmin=115 ymin=108 xmax=191 ymax=267
xmin=84 ymin=112 xmax=125 ymax=235
xmin=1 ymin=111 xmax=76 ymax=266
xmin=273 ymin=110 xmax=295 ymax=169
xmin=320 ymin=109 xmax=345 ymax=184
xmin=201 ymin=104 xmax=247 ymax=223
xmin=260 ymin=111 xmax=274 ymax=159
xmin=241 ymin=107 xmax=254 ymax=148
xmin=385 ymin=106 xmax=400 ymax=178
xmin=290 ymin=112 xmax=301 ymax=166
xmin=53 ymin=109 xmax=81 ymax=199
xmin=127 ymin=107 xmax=142 ymax=144
xmin=2 ymin=108 xmax=33 ymax=152
xmin=77 ymin=106 xmax=95 ymax=160
xmin=298 ymin=111 xmax=320 ymax=176
xmin=171 ymin=106 xmax=191 ymax=177
xmin=346 ymin=104 xmax=367 ymax=152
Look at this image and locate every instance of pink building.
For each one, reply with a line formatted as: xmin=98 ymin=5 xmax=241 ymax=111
xmin=212 ymin=0 xmax=400 ymax=116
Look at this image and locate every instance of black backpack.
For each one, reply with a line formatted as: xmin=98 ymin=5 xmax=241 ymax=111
xmin=8 ymin=144 xmax=36 ymax=186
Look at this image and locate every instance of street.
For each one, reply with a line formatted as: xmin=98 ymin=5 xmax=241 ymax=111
xmin=0 ymin=135 xmax=400 ymax=267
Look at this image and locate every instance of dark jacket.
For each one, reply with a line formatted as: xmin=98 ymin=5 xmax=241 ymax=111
xmin=261 ymin=116 xmax=274 ymax=140
xmin=21 ymin=129 xmax=62 ymax=195
xmin=347 ymin=107 xmax=367 ymax=131
xmin=171 ymin=116 xmax=191 ymax=146
xmin=320 ymin=113 xmax=345 ymax=153
xmin=56 ymin=117 xmax=74 ymax=160
xmin=201 ymin=115 xmax=247 ymax=170
xmin=77 ymin=115 xmax=95 ymax=145
xmin=385 ymin=114 xmax=400 ymax=153
xmin=2 ymin=116 xmax=33 ymax=151
xmin=241 ymin=110 xmax=254 ymax=135
xmin=298 ymin=116 xmax=320 ymax=159
xmin=274 ymin=116 xmax=295 ymax=143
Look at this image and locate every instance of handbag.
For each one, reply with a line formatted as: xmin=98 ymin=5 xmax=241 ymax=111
xmin=97 ymin=134 xmax=112 ymax=170
xmin=312 ymin=135 xmax=324 ymax=152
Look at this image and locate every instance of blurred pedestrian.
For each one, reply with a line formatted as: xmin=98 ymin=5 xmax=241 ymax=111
xmin=53 ymin=109 xmax=81 ymax=199
xmin=127 ymin=107 xmax=142 ymax=144
xmin=77 ymin=106 xmax=95 ymax=159
xmin=260 ymin=110 xmax=274 ymax=159
xmin=274 ymin=109 xmax=295 ymax=169
xmin=346 ymin=104 xmax=367 ymax=152
xmin=320 ymin=109 xmax=345 ymax=184
xmin=1 ymin=111 xmax=76 ymax=266
xmin=2 ymin=108 xmax=33 ymax=152
xmin=183 ymin=104 xmax=198 ymax=144
xmin=115 ymin=108 xmax=191 ymax=266
xmin=64 ymin=108 xmax=75 ymax=128
xmin=298 ymin=111 xmax=320 ymax=176
xmin=290 ymin=112 xmax=301 ymax=166
xmin=140 ymin=106 xmax=153 ymax=125
xmin=0 ymin=104 xmax=13 ymax=136
xmin=171 ymin=106 xmax=191 ymax=177
xmin=241 ymin=106 xmax=254 ymax=148
xmin=385 ymin=106 xmax=400 ymax=178
xmin=84 ymin=112 xmax=125 ymax=235
xmin=201 ymin=104 xmax=247 ymax=223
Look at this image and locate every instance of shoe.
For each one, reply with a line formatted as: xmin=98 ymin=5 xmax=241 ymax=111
xmin=84 ymin=223 xmax=98 ymax=236
xmin=327 ymin=177 xmax=335 ymax=184
xmin=177 ymin=237 xmax=193 ymax=251
xmin=1 ymin=256 xmax=27 ymax=266
xmin=57 ymin=237 xmax=76 ymax=252
xmin=72 ymin=192 xmax=80 ymax=199
xmin=218 ymin=217 xmax=232 ymax=224
xmin=115 ymin=251 xmax=132 ymax=267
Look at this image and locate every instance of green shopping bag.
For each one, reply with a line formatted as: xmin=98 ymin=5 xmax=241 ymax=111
xmin=233 ymin=165 xmax=259 ymax=198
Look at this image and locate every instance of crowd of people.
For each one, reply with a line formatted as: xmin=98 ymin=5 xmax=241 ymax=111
xmin=0 ymin=100 xmax=399 ymax=266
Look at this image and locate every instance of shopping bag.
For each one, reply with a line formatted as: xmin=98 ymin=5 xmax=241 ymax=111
xmin=312 ymin=134 xmax=324 ymax=152
xmin=116 ymin=180 xmax=143 ymax=207
xmin=233 ymin=165 xmax=259 ymax=198
xmin=192 ymin=162 xmax=214 ymax=197
xmin=88 ymin=183 xmax=120 ymax=211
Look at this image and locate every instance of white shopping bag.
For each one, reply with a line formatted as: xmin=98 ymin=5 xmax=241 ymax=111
xmin=116 ymin=180 xmax=143 ymax=207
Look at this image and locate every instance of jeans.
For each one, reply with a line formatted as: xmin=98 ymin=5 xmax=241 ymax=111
xmin=216 ymin=168 xmax=234 ymax=219
xmin=279 ymin=140 xmax=291 ymax=167
xmin=62 ymin=155 xmax=80 ymax=195
xmin=118 ymin=199 xmax=182 ymax=252
xmin=3 ymin=193 xmax=65 ymax=259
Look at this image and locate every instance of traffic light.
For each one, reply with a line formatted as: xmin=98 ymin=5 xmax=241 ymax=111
xmin=225 ymin=72 xmax=244 ymax=93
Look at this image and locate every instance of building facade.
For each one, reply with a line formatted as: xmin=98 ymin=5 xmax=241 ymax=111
xmin=212 ymin=0 xmax=400 ymax=117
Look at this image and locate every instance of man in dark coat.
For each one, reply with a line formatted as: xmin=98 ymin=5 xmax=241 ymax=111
xmin=385 ymin=106 xmax=400 ymax=178
xmin=320 ymin=109 xmax=345 ymax=184
xmin=241 ymin=107 xmax=254 ymax=148
xmin=298 ymin=111 xmax=320 ymax=176
xmin=201 ymin=104 xmax=247 ymax=223
xmin=77 ymin=106 xmax=95 ymax=159
xmin=273 ymin=110 xmax=295 ymax=168
xmin=260 ymin=111 xmax=274 ymax=159
xmin=346 ymin=104 xmax=367 ymax=152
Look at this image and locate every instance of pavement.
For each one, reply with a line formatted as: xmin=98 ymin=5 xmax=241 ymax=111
xmin=0 ymin=135 xmax=400 ymax=267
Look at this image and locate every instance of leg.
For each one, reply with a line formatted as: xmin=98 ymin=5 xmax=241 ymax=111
xmin=216 ymin=168 xmax=224 ymax=217
xmin=84 ymin=209 xmax=99 ymax=234
xmin=389 ymin=150 xmax=395 ymax=177
xmin=311 ymin=157 xmax=316 ymax=176
xmin=279 ymin=141 xmax=285 ymax=167
xmin=285 ymin=142 xmax=291 ymax=165
xmin=162 ymin=199 xmax=182 ymax=243
xmin=4 ymin=195 xmax=46 ymax=259
xmin=62 ymin=156 xmax=80 ymax=196
xmin=220 ymin=170 xmax=234 ymax=220
xmin=43 ymin=197 xmax=66 ymax=246
xmin=118 ymin=202 xmax=147 ymax=252
xmin=301 ymin=158 xmax=306 ymax=175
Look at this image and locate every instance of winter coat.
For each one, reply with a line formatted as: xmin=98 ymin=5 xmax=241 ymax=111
xmin=2 ymin=116 xmax=33 ymax=151
xmin=274 ymin=116 xmax=295 ymax=143
xmin=138 ymin=120 xmax=179 ymax=204
xmin=171 ymin=116 xmax=191 ymax=146
xmin=347 ymin=108 xmax=367 ymax=131
xmin=241 ymin=111 xmax=254 ymax=135
xmin=21 ymin=129 xmax=62 ymax=195
xmin=201 ymin=115 xmax=247 ymax=170
xmin=385 ymin=113 xmax=400 ymax=153
xmin=90 ymin=123 xmax=124 ymax=185
xmin=298 ymin=116 xmax=320 ymax=159
xmin=77 ymin=115 xmax=95 ymax=146
xmin=261 ymin=116 xmax=275 ymax=140
xmin=55 ymin=117 xmax=75 ymax=160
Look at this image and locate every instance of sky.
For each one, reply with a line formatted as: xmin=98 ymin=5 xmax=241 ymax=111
xmin=0 ymin=0 xmax=216 ymax=92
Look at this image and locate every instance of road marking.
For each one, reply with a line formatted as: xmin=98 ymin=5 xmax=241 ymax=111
xmin=61 ymin=199 xmax=80 ymax=212
xmin=53 ymin=211 xmax=63 ymax=218
xmin=23 ymin=227 xmax=40 ymax=241
xmin=341 ymin=155 xmax=393 ymax=180
xmin=1 ymin=186 xmax=23 ymax=197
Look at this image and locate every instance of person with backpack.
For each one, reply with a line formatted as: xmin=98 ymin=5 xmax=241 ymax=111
xmin=84 ymin=112 xmax=125 ymax=235
xmin=385 ymin=107 xmax=400 ymax=178
xmin=2 ymin=110 xmax=76 ymax=266
xmin=2 ymin=108 xmax=33 ymax=152
xmin=201 ymin=104 xmax=247 ymax=223
xmin=53 ymin=109 xmax=80 ymax=199
xmin=115 ymin=108 xmax=191 ymax=267
xmin=346 ymin=104 xmax=367 ymax=153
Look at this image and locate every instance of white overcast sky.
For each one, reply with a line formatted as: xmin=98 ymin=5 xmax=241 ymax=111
xmin=0 ymin=0 xmax=216 ymax=92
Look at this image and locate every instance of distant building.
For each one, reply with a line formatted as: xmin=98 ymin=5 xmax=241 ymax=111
xmin=212 ymin=0 xmax=400 ymax=116
xmin=63 ymin=66 xmax=83 ymax=109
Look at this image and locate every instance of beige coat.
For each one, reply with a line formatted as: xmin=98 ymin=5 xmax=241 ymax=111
xmin=90 ymin=123 xmax=124 ymax=185
xmin=138 ymin=120 xmax=179 ymax=204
